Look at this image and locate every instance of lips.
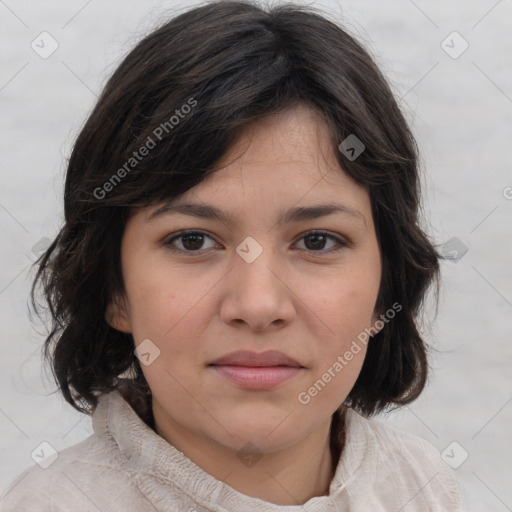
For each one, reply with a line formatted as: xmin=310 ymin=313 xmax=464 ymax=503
xmin=208 ymin=349 xmax=303 ymax=368
xmin=208 ymin=350 xmax=304 ymax=390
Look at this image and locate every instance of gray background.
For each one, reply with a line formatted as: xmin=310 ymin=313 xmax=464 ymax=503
xmin=1 ymin=0 xmax=511 ymax=510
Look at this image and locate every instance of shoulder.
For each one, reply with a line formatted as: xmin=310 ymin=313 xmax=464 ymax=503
xmin=355 ymin=410 xmax=448 ymax=466
xmin=0 ymin=433 xmax=146 ymax=512
xmin=343 ymin=408 xmax=465 ymax=511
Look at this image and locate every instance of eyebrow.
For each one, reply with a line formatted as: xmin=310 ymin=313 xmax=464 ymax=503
xmin=147 ymin=201 xmax=367 ymax=228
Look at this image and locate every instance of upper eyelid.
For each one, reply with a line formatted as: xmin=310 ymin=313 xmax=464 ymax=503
xmin=165 ymin=229 xmax=348 ymax=248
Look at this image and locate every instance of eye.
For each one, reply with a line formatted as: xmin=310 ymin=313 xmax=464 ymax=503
xmin=164 ymin=230 xmax=347 ymax=255
xmin=294 ymin=230 xmax=348 ymax=253
xmin=164 ymin=230 xmax=218 ymax=253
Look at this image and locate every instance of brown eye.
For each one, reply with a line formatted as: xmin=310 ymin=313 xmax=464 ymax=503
xmin=295 ymin=231 xmax=347 ymax=253
xmin=164 ymin=230 xmax=347 ymax=256
xmin=165 ymin=231 xmax=218 ymax=253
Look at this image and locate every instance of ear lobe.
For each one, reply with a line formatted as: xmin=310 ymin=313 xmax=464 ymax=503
xmin=370 ymin=311 xmax=385 ymax=336
xmin=105 ymin=295 xmax=132 ymax=333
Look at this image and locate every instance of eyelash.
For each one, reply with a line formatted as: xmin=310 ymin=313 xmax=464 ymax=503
xmin=163 ymin=230 xmax=348 ymax=256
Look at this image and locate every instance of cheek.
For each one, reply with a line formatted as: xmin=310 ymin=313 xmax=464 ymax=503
xmin=124 ymin=258 xmax=217 ymax=352
xmin=313 ymin=274 xmax=379 ymax=344
xmin=304 ymin=352 xmax=366 ymax=418
xmin=302 ymin=268 xmax=378 ymax=397
xmin=297 ymin=283 xmax=372 ymax=411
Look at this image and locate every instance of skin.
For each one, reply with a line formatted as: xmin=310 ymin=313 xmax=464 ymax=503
xmin=107 ymin=104 xmax=382 ymax=506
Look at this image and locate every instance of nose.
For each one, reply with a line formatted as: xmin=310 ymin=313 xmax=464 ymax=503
xmin=219 ymin=237 xmax=295 ymax=332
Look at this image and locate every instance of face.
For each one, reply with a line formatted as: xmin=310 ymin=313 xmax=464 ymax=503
xmin=108 ymin=104 xmax=382 ymax=456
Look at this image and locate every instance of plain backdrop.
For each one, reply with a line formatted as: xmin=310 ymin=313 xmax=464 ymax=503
xmin=1 ymin=1 xmax=511 ymax=510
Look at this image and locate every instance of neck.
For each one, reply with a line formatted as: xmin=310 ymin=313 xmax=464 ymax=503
xmin=119 ymin=384 xmax=347 ymax=505
xmin=150 ymin=399 xmax=346 ymax=506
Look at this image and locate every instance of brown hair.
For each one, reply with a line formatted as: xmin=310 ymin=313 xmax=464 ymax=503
xmin=31 ymin=0 xmax=440 ymax=430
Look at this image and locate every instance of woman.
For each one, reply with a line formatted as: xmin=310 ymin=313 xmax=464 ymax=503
xmin=0 ymin=1 xmax=464 ymax=510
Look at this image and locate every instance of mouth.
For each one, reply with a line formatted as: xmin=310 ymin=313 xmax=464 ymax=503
xmin=208 ymin=350 xmax=304 ymax=390
xmin=208 ymin=349 xmax=303 ymax=368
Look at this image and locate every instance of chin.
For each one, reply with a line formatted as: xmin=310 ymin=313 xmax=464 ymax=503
xmin=214 ymin=413 xmax=305 ymax=451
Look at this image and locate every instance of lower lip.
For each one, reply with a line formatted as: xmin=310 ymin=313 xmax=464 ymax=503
xmin=209 ymin=365 xmax=302 ymax=389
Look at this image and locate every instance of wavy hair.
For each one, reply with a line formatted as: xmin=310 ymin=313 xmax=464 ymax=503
xmin=31 ymin=0 xmax=440 ymax=435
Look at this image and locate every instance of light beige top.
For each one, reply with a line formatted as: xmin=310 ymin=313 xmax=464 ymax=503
xmin=0 ymin=390 xmax=464 ymax=511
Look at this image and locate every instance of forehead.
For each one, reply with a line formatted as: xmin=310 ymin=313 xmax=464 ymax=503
xmin=189 ymin=104 xmax=362 ymax=197
xmin=139 ymin=104 xmax=373 ymax=229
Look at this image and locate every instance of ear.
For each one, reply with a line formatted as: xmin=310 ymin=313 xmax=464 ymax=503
xmin=369 ymin=310 xmax=385 ymax=336
xmin=105 ymin=294 xmax=132 ymax=333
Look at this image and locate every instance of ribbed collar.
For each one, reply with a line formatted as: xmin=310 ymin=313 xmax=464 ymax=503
xmin=92 ymin=390 xmax=370 ymax=511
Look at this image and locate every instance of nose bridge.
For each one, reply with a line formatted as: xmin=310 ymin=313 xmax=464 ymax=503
xmin=236 ymin=233 xmax=267 ymax=264
xmin=222 ymin=233 xmax=292 ymax=330
xmin=233 ymin=234 xmax=279 ymax=281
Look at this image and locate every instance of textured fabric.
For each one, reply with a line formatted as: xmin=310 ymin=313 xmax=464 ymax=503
xmin=0 ymin=390 xmax=464 ymax=511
